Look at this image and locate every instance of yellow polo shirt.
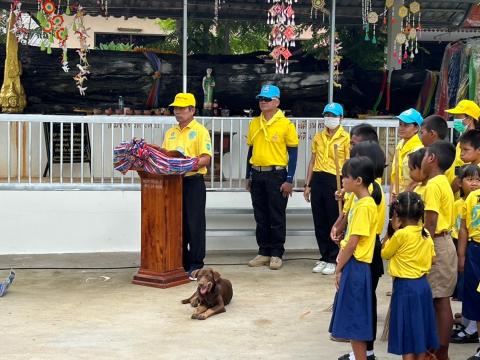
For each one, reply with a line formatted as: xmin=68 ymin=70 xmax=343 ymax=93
xmin=446 ymin=143 xmax=464 ymax=199
xmin=461 ymin=189 xmax=480 ymax=243
xmin=451 ymin=198 xmax=465 ymax=239
xmin=423 ymin=174 xmax=454 ymax=234
xmin=246 ymin=110 xmax=299 ymax=166
xmin=414 ymin=183 xmax=426 ymax=201
xmin=341 ymin=196 xmax=377 ymax=263
xmin=311 ymin=126 xmax=350 ymax=175
xmin=381 ymin=225 xmax=435 ymax=279
xmin=390 ymin=134 xmax=423 ymax=192
xmin=343 ymin=179 xmax=385 ymax=235
xmin=162 ymin=119 xmax=212 ymax=175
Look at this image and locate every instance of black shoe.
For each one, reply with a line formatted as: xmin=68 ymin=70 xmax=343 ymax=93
xmin=467 ymin=347 xmax=480 ymax=360
xmin=337 ymin=353 xmax=375 ymax=360
xmin=451 ymin=331 xmax=479 ymax=344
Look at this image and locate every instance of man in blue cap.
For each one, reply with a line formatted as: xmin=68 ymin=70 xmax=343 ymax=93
xmin=390 ymin=108 xmax=424 ymax=196
xmin=245 ymin=84 xmax=299 ymax=270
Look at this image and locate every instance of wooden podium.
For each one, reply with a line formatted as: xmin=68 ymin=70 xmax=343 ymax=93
xmin=132 ymin=171 xmax=190 ymax=288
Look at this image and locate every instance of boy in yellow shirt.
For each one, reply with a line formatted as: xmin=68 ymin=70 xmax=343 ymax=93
xmin=421 ymin=140 xmax=456 ymax=360
xmin=458 ymin=187 xmax=480 ymax=359
xmin=391 ymin=108 xmax=424 ymax=197
xmin=304 ymin=103 xmax=349 ymax=275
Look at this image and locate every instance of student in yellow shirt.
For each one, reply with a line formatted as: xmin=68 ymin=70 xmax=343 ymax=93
xmin=459 ymin=130 xmax=480 ymax=166
xmin=408 ymin=148 xmax=428 ymax=200
xmin=450 ymin=165 xmax=480 ymax=344
xmin=458 ymin=186 xmax=480 ymax=359
xmin=421 ymin=140 xmax=457 ymax=360
xmin=304 ymin=103 xmax=349 ymax=275
xmin=329 ymin=156 xmax=378 ymax=360
xmin=331 ymin=141 xmax=385 ymax=360
xmin=381 ymin=191 xmax=438 ymax=359
xmin=391 ymin=108 xmax=424 ymax=197
xmin=246 ymin=85 xmax=299 ymax=270
xmin=161 ymin=93 xmax=212 ymax=279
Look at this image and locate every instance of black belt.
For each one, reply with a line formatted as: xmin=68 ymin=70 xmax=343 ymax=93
xmin=252 ymin=165 xmax=286 ymax=172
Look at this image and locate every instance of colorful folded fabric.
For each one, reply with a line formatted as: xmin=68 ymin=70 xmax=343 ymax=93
xmin=113 ymin=138 xmax=198 ymax=175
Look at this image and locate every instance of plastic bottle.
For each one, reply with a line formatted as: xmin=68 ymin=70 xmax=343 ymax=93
xmin=118 ymin=96 xmax=124 ymax=110
xmin=213 ymin=99 xmax=219 ymax=116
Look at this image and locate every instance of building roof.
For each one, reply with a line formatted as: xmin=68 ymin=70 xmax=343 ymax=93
xmin=0 ymin=0 xmax=476 ymax=28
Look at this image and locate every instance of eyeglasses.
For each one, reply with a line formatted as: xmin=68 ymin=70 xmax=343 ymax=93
xmin=258 ymin=97 xmax=273 ymax=102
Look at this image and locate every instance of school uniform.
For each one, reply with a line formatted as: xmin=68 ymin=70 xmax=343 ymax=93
xmin=390 ymin=134 xmax=423 ymax=193
xmin=246 ymin=110 xmax=299 ymax=258
xmin=423 ymin=174 xmax=457 ymax=298
xmin=310 ymin=126 xmax=349 ymax=264
xmin=329 ymin=196 xmax=377 ymax=341
xmin=461 ymin=189 xmax=480 ymax=321
xmin=162 ymin=119 xmax=212 ymax=272
xmin=413 ymin=183 xmax=426 ymax=201
xmin=452 ymin=198 xmax=465 ymax=300
xmin=343 ymin=179 xmax=385 ymax=344
xmin=382 ymin=225 xmax=438 ymax=355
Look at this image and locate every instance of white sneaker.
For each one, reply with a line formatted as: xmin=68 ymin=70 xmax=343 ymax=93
xmin=321 ymin=263 xmax=336 ymax=275
xmin=312 ymin=261 xmax=327 ymax=273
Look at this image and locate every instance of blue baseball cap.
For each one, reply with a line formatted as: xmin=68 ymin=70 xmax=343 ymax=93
xmin=396 ymin=108 xmax=423 ymax=126
xmin=256 ymin=84 xmax=280 ymax=100
xmin=323 ymin=103 xmax=344 ymax=117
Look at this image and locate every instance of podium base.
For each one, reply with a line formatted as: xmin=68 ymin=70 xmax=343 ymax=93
xmin=132 ymin=268 xmax=190 ymax=289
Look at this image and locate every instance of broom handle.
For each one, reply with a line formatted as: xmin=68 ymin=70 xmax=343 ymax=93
xmin=334 ymin=144 xmax=343 ymax=214
xmin=394 ymin=148 xmax=400 ymax=196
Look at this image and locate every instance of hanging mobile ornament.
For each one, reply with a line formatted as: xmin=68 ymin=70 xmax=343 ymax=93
xmin=311 ymin=0 xmax=325 ymax=20
xmin=409 ymin=1 xmax=421 ymax=54
xmin=409 ymin=28 xmax=417 ymax=58
xmin=395 ymin=32 xmax=406 ymax=64
xmin=367 ymin=11 xmax=379 ymax=44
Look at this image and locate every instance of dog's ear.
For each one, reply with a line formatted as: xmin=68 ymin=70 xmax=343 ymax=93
xmin=212 ymin=270 xmax=221 ymax=282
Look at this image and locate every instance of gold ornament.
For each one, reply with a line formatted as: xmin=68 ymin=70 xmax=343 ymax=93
xmin=409 ymin=2 xmax=420 ymax=14
xmin=398 ymin=6 xmax=409 ymax=18
xmin=312 ymin=0 xmax=325 ymax=10
xmin=367 ymin=11 xmax=379 ymax=24
xmin=385 ymin=0 xmax=394 ymax=8
xmin=396 ymin=32 xmax=406 ymax=44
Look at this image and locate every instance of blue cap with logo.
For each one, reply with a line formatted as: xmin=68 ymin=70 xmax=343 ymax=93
xmin=396 ymin=108 xmax=423 ymax=126
xmin=323 ymin=103 xmax=344 ymax=117
xmin=256 ymin=84 xmax=280 ymax=100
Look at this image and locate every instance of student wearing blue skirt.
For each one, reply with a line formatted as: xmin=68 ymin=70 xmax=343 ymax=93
xmin=329 ymin=157 xmax=379 ymax=360
xmin=382 ymin=191 xmax=438 ymax=359
xmin=458 ymin=187 xmax=480 ymax=360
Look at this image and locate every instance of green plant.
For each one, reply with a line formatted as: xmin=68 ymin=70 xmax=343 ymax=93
xmin=97 ymin=41 xmax=134 ymax=51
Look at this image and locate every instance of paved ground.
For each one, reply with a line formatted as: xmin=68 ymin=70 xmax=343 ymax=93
xmin=0 ymin=251 xmax=477 ymax=360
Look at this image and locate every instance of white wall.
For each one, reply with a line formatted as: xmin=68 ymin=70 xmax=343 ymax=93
xmin=0 ymin=191 xmax=316 ymax=254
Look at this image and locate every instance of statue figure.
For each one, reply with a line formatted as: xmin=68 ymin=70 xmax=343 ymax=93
xmin=202 ymin=68 xmax=215 ymax=110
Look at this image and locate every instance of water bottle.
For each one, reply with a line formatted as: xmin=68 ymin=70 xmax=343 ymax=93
xmin=118 ymin=96 xmax=124 ymax=110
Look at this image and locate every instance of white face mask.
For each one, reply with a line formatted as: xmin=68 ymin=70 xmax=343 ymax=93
xmin=324 ymin=117 xmax=340 ymax=129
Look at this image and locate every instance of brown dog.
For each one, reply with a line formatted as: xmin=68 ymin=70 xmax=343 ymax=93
xmin=181 ymin=268 xmax=233 ymax=320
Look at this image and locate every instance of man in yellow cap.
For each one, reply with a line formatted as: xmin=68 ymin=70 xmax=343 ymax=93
xmin=161 ymin=93 xmax=212 ymax=280
xmin=245 ymin=84 xmax=299 ymax=270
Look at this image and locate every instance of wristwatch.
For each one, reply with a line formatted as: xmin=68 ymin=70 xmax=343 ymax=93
xmin=304 ymin=183 xmax=311 ymax=188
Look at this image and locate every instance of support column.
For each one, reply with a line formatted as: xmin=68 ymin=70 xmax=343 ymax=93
xmin=182 ymin=0 xmax=188 ymax=92
xmin=386 ymin=0 xmax=403 ymax=71
xmin=327 ymin=0 xmax=336 ymax=103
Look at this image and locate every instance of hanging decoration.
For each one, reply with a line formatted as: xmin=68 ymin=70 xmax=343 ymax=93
xmin=362 ymin=0 xmax=373 ymax=41
xmin=267 ymin=0 xmax=298 ymax=74
xmin=388 ymin=0 xmax=422 ymax=65
xmin=8 ymin=0 xmax=91 ymax=95
xmin=98 ymin=0 xmax=108 ymax=17
xmin=311 ymin=0 xmax=327 ymax=22
xmin=213 ymin=0 xmax=226 ymax=25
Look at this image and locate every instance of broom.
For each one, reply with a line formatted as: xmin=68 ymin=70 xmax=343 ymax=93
xmin=323 ymin=145 xmax=344 ymax=313
xmin=381 ymin=149 xmax=400 ymax=341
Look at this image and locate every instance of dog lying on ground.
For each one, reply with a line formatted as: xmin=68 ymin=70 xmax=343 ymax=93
xmin=181 ymin=268 xmax=233 ymax=320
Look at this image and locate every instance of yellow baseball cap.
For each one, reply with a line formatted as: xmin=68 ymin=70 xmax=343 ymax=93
xmin=169 ymin=93 xmax=196 ymax=107
xmin=445 ymin=100 xmax=480 ymax=120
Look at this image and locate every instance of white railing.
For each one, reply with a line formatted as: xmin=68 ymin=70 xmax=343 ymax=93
xmin=0 ymin=114 xmax=454 ymax=191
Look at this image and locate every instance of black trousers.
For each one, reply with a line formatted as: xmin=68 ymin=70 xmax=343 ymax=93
xmin=367 ymin=236 xmax=384 ymax=351
xmin=182 ymin=175 xmax=206 ymax=272
xmin=250 ymin=169 xmax=289 ymax=258
xmin=310 ymin=171 xmax=339 ymax=263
